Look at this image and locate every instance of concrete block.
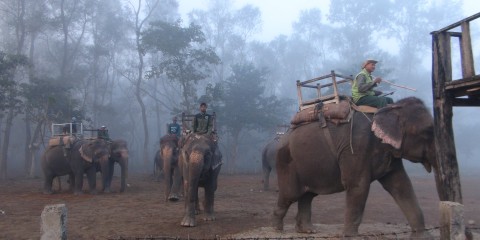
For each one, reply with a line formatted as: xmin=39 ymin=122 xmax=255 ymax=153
xmin=41 ymin=203 xmax=67 ymax=240
xmin=439 ymin=201 xmax=465 ymax=240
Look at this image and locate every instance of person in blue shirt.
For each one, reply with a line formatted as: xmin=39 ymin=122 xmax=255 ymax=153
xmin=167 ymin=116 xmax=181 ymax=137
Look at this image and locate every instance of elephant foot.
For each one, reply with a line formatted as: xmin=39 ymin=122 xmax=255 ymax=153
xmin=295 ymin=223 xmax=315 ymax=233
xmin=410 ymin=230 xmax=434 ymax=240
xmin=273 ymin=217 xmax=284 ymax=231
xmin=180 ymin=216 xmax=196 ymax=227
xmin=203 ymin=213 xmax=216 ymax=221
xmin=90 ymin=190 xmax=97 ymax=195
xmin=168 ymin=194 xmax=180 ymax=202
xmin=43 ymin=189 xmax=53 ymax=195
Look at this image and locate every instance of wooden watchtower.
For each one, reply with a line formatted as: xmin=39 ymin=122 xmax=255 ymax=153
xmin=431 ymin=12 xmax=480 ymax=204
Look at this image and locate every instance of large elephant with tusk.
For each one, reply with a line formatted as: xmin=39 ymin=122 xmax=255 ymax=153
xmin=273 ymin=97 xmax=437 ymax=238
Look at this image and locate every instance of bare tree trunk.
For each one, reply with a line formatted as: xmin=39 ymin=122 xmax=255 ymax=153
xmin=0 ymin=110 xmax=15 ymax=180
xmin=228 ymin=129 xmax=240 ymax=174
xmin=1 ymin=0 xmax=27 ymax=179
xmin=24 ymin=29 xmax=38 ymax=177
xmin=132 ymin=0 xmax=160 ymax=170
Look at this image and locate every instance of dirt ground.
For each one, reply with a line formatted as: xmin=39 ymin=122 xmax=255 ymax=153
xmin=0 ymin=171 xmax=479 ymax=239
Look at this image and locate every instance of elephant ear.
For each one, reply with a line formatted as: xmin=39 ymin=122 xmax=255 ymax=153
xmin=371 ymin=105 xmax=403 ymax=149
xmin=79 ymin=142 xmax=94 ymax=162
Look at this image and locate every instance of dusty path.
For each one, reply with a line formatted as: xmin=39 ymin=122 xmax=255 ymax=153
xmin=0 ymin=172 xmax=479 ymax=239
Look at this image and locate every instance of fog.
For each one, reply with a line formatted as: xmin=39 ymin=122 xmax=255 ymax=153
xmin=0 ymin=0 xmax=479 ymax=179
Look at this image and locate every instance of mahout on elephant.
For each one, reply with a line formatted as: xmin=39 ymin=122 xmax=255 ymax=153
xmin=41 ymin=138 xmax=110 ymax=195
xmin=96 ymin=139 xmax=129 ymax=193
xmin=159 ymin=133 xmax=182 ymax=201
xmin=179 ymin=133 xmax=222 ymax=227
xmin=273 ymin=97 xmax=436 ymax=238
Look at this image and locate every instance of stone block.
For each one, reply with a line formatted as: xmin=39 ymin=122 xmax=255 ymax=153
xmin=439 ymin=201 xmax=465 ymax=240
xmin=40 ymin=203 xmax=67 ymax=240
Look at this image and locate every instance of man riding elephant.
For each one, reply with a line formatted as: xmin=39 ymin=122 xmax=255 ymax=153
xmin=351 ymin=59 xmax=394 ymax=108
xmin=193 ymin=102 xmax=213 ymax=135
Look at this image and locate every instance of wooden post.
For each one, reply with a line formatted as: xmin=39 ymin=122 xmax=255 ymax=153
xmin=431 ymin=31 xmax=463 ymax=203
xmin=460 ymin=22 xmax=475 ymax=78
xmin=296 ymin=80 xmax=303 ymax=110
xmin=331 ymin=70 xmax=340 ymax=104
xmin=316 ymin=83 xmax=321 ymax=98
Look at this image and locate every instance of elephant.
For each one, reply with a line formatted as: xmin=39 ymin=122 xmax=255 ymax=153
xmin=41 ymin=138 xmax=110 ymax=195
xmin=153 ymin=149 xmax=163 ymax=181
xmin=96 ymin=139 xmax=129 ymax=193
xmin=179 ymin=134 xmax=222 ymax=227
xmin=159 ymin=134 xmax=182 ymax=201
xmin=261 ymin=136 xmax=280 ymax=191
xmin=273 ymin=97 xmax=437 ymax=238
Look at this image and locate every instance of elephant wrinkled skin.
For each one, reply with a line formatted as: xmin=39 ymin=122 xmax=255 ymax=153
xmin=41 ymin=138 xmax=110 ymax=195
xmin=273 ymin=97 xmax=437 ymax=238
xmin=180 ymin=134 xmax=222 ymax=227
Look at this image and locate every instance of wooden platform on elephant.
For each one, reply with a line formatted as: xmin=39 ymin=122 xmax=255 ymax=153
xmin=296 ymin=70 xmax=353 ymax=110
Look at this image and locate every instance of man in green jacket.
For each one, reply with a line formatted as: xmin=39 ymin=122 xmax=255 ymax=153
xmin=351 ymin=59 xmax=394 ymax=108
xmin=193 ymin=102 xmax=213 ymax=135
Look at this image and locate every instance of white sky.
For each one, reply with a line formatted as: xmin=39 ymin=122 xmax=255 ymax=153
xmin=177 ymin=0 xmax=480 ymax=42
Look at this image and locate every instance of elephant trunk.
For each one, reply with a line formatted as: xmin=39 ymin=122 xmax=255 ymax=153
xmin=119 ymin=155 xmax=128 ymax=193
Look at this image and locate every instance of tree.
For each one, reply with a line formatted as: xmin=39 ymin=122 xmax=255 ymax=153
xmin=187 ymin=0 xmax=261 ymax=83
xmin=21 ymin=76 xmax=78 ymax=177
xmin=0 ymin=51 xmax=28 ymax=179
xmin=142 ymin=20 xmax=220 ymax=113
xmin=219 ymin=63 xmax=289 ymax=172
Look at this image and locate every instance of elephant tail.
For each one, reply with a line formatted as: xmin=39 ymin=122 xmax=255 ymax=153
xmin=261 ymin=145 xmax=270 ymax=170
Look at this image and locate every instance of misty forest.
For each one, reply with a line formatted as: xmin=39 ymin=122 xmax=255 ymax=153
xmin=0 ymin=0 xmax=478 ymax=180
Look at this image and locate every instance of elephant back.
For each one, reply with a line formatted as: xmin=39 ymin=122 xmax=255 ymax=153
xmin=160 ymin=134 xmax=179 ymax=148
xmin=291 ymin=100 xmax=352 ymax=127
xmin=75 ymin=138 xmax=109 ymax=163
xmin=47 ymin=136 xmax=77 ymax=148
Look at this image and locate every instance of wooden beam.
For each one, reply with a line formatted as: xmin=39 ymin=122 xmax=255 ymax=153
xmin=460 ymin=22 xmax=475 ymax=78
xmin=452 ymin=97 xmax=480 ymax=106
xmin=431 ymin=12 xmax=480 ymax=34
xmin=431 ymin=31 xmax=463 ymax=203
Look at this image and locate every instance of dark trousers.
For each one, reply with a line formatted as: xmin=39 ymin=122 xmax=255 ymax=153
xmin=355 ymin=95 xmax=394 ymax=108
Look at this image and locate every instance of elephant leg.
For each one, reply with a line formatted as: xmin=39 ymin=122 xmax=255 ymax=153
xmin=181 ymin=156 xmax=203 ymax=227
xmin=378 ymin=167 xmax=429 ymax=238
xmin=43 ymin=173 xmax=54 ymax=194
xmin=273 ymin=194 xmax=294 ymax=231
xmin=103 ymin=160 xmax=114 ymax=193
xmin=203 ymin=169 xmax=220 ymax=221
xmin=343 ymin=180 xmax=370 ymax=237
xmin=73 ymin=171 xmax=84 ymax=195
xmin=169 ymin=166 xmax=182 ymax=201
xmin=67 ymin=173 xmax=74 ymax=192
xmin=119 ymin=160 xmax=127 ymax=193
xmin=164 ymin=156 xmax=173 ymax=201
xmin=86 ymin=167 xmax=97 ymax=195
xmin=263 ymin=167 xmax=271 ymax=191
xmin=295 ymin=192 xmax=316 ymax=233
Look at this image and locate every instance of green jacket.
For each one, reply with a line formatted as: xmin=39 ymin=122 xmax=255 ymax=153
xmin=193 ymin=113 xmax=213 ymax=134
xmin=352 ymin=69 xmax=377 ymax=102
